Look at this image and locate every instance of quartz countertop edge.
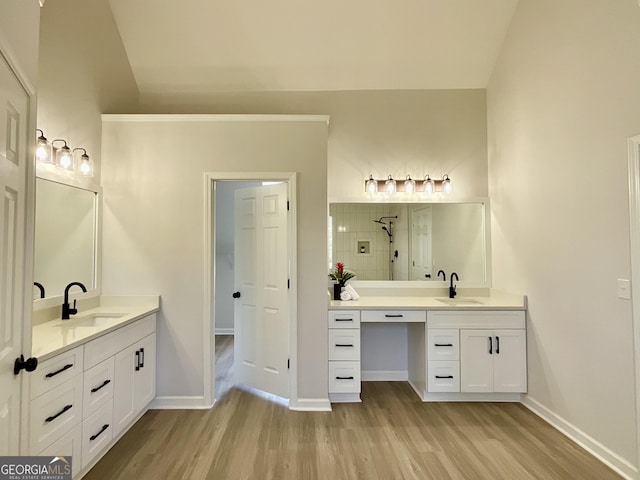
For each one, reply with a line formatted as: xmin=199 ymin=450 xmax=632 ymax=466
xmin=32 ymin=297 xmax=160 ymax=361
xmin=328 ymin=290 xmax=526 ymax=310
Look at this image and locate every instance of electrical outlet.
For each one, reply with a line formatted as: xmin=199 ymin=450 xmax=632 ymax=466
xmin=617 ymin=279 xmax=631 ymax=300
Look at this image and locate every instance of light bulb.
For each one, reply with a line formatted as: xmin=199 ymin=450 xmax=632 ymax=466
xmin=424 ymin=175 xmax=434 ymax=195
xmin=35 ymin=129 xmax=52 ymax=164
xmin=366 ymin=175 xmax=378 ymax=194
xmin=59 ymin=147 xmax=73 ymax=169
xmin=385 ymin=175 xmax=396 ymax=194
xmin=404 ymin=175 xmax=415 ymax=193
xmin=442 ymin=174 xmax=452 ymax=194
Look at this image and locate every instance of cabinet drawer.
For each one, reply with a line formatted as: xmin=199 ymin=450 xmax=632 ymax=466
xmin=427 ymin=329 xmax=459 ymax=361
xmin=31 ymin=346 xmax=83 ymax=400
xmin=83 ymin=357 xmax=115 ymax=420
xmin=84 ymin=314 xmax=156 ymax=369
xmin=427 ymin=310 xmax=525 ymax=329
xmin=361 ymin=310 xmax=425 ymax=323
xmin=38 ymin=424 xmax=81 ymax=479
xmin=82 ymin=399 xmax=113 ymax=469
xmin=427 ymin=361 xmax=460 ymax=393
xmin=328 ymin=361 xmax=361 ymax=393
xmin=328 ymin=329 xmax=360 ymax=361
xmin=328 ymin=310 xmax=361 ymax=328
xmin=30 ymin=375 xmax=83 ymax=454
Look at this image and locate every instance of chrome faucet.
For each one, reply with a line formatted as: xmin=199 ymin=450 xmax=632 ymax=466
xmin=437 ymin=270 xmax=446 ymax=281
xmin=62 ymin=282 xmax=87 ymax=319
xmin=449 ymin=272 xmax=459 ymax=299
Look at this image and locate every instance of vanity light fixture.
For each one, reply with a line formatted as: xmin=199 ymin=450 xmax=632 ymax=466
xmin=384 ymin=175 xmax=397 ymax=194
xmin=364 ymin=173 xmax=452 ymax=194
xmin=35 ymin=129 xmax=53 ymax=164
xmin=52 ymin=139 xmax=74 ymax=170
xmin=73 ymin=148 xmax=93 ymax=177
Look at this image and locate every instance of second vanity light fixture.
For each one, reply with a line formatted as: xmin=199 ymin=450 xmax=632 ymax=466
xmin=366 ymin=174 xmax=452 ymax=195
xmin=36 ymin=129 xmax=93 ymax=177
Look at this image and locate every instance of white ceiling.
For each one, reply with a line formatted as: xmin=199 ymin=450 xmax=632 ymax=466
xmin=108 ymin=0 xmax=519 ymax=98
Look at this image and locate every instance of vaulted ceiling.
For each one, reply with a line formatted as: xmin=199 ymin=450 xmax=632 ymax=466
xmin=108 ymin=0 xmax=519 ymax=98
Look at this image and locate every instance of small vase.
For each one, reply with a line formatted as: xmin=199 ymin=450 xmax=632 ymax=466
xmin=333 ymin=283 xmax=342 ymax=301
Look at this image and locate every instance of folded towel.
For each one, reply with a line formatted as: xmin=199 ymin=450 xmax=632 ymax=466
xmin=340 ymin=291 xmax=352 ymax=301
xmin=345 ymin=284 xmax=360 ymax=300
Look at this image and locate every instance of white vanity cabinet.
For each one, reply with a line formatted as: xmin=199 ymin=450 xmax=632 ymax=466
xmin=427 ymin=310 xmax=527 ymax=397
xmin=460 ymin=329 xmax=527 ymax=393
xmin=328 ymin=310 xmax=361 ymax=402
xmin=30 ymin=313 xmax=157 ymax=477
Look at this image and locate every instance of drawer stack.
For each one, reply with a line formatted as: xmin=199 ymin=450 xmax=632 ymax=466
xmin=427 ymin=329 xmax=460 ymax=392
xmin=328 ymin=310 xmax=361 ymax=402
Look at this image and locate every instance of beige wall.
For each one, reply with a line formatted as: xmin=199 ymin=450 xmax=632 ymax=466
xmin=37 ymin=0 xmax=138 ymax=185
xmin=100 ymin=117 xmax=328 ymax=401
xmin=488 ymin=0 xmax=640 ymax=470
xmin=136 ymin=90 xmax=489 ymax=200
xmin=0 ymin=0 xmax=40 ymax=88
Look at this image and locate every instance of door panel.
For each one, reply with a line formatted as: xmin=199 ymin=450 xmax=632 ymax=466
xmin=410 ymin=206 xmax=432 ymax=280
xmin=233 ymin=183 xmax=289 ymax=398
xmin=460 ymin=329 xmax=493 ymax=392
xmin=493 ymin=329 xmax=527 ymax=392
xmin=0 ymin=54 xmax=29 ymax=456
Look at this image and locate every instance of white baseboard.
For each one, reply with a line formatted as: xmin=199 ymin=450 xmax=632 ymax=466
xmin=362 ymin=370 xmax=408 ymax=381
xmin=215 ymin=328 xmax=234 ymax=335
xmin=408 ymin=380 xmax=425 ymax=400
xmin=149 ymin=395 xmax=214 ymax=410
xmin=521 ymin=395 xmax=638 ymax=480
xmin=289 ymin=398 xmax=332 ymax=411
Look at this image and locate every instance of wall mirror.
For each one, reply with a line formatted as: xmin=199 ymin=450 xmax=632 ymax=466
xmin=328 ymin=200 xmax=491 ymax=287
xmin=33 ymin=177 xmax=98 ymax=302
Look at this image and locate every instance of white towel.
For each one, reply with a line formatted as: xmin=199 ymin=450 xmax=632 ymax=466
xmin=345 ymin=284 xmax=360 ymax=300
xmin=340 ymin=291 xmax=352 ymax=301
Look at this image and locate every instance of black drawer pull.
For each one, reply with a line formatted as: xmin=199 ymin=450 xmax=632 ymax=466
xmin=335 ymin=344 xmax=354 ymax=347
xmin=90 ymin=379 xmax=111 ymax=393
xmin=45 ymin=363 xmax=73 ymax=378
xmin=496 ymin=336 xmax=500 ymax=354
xmin=135 ymin=350 xmax=140 ymax=371
xmin=335 ymin=318 xmax=353 ymax=322
xmin=435 ymin=375 xmax=454 ymax=379
xmin=140 ymin=348 xmax=145 ymax=368
xmin=434 ymin=343 xmax=453 ymax=347
xmin=90 ymin=424 xmax=109 ymax=441
xmin=336 ymin=376 xmax=354 ymax=380
xmin=45 ymin=404 xmax=72 ymax=423
xmin=384 ymin=314 xmax=403 ymax=318
xmin=489 ymin=336 xmax=493 ymax=354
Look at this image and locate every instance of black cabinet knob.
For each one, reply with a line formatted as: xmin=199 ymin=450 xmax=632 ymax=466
xmin=232 ymin=292 xmax=241 ymax=299
xmin=14 ymin=355 xmax=38 ymax=375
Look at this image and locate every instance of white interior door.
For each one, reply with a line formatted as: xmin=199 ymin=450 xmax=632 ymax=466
xmin=0 ymin=54 xmax=30 ymax=455
xmin=233 ymin=183 xmax=289 ymax=398
xmin=410 ymin=205 xmax=432 ymax=280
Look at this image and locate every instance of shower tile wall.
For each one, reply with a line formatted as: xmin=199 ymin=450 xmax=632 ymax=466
xmin=330 ymin=203 xmax=395 ymax=281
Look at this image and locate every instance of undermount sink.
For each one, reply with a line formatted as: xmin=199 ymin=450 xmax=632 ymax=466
xmin=436 ymin=298 xmax=484 ymax=306
xmin=58 ymin=312 xmax=126 ymax=327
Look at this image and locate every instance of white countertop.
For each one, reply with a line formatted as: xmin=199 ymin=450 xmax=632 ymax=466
xmin=329 ymin=289 xmax=526 ymax=310
xmin=32 ymin=295 xmax=160 ymax=361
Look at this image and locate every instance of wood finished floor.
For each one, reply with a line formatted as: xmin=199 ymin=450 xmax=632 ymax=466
xmin=85 ymin=336 xmax=621 ymax=480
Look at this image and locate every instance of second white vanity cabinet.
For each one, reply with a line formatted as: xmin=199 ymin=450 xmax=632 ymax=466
xmin=328 ymin=310 xmax=361 ymax=402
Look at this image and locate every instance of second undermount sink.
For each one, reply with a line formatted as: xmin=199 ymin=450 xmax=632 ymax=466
xmin=59 ymin=312 xmax=126 ymax=327
xmin=436 ymin=298 xmax=484 ymax=306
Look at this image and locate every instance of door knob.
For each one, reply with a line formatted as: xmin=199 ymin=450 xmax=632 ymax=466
xmin=14 ymin=355 xmax=38 ymax=375
xmin=232 ymin=291 xmax=241 ymax=299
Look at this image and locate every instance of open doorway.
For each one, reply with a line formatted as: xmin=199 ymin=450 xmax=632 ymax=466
xmin=203 ymin=172 xmax=298 ymax=408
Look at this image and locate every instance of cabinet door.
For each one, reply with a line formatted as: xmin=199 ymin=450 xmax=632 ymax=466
xmin=134 ymin=334 xmax=156 ymax=413
xmin=493 ymin=329 xmax=527 ymax=392
xmin=113 ymin=343 xmax=137 ymax=437
xmin=460 ymin=330 xmax=493 ymax=393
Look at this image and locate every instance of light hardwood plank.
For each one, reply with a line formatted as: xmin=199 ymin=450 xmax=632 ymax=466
xmin=84 ymin=338 xmax=621 ymax=480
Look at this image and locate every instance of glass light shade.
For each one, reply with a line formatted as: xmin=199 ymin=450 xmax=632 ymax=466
xmin=404 ymin=175 xmax=416 ymax=193
xmin=366 ymin=175 xmax=378 ymax=194
xmin=385 ymin=175 xmax=396 ymax=194
xmin=56 ymin=145 xmax=74 ymax=170
xmin=78 ymin=153 xmax=93 ymax=176
xmin=35 ymin=131 xmax=53 ymax=164
xmin=442 ymin=174 xmax=452 ymax=194
xmin=423 ymin=175 xmax=434 ymax=194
